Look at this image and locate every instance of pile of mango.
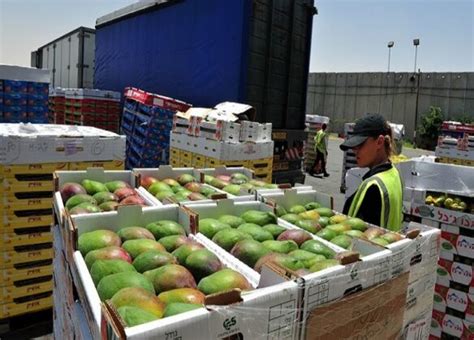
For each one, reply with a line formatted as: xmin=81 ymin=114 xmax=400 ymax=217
xmin=425 ymin=194 xmax=472 ymax=213
xmin=203 ymin=173 xmax=278 ymax=196
xmin=198 ymin=209 xmax=339 ymax=274
xmin=275 ymin=202 xmax=402 ymax=249
xmin=60 ymin=180 xmax=146 ymax=215
xmin=78 ymin=222 xmax=252 ymax=327
xmin=141 ymin=174 xmax=219 ymax=202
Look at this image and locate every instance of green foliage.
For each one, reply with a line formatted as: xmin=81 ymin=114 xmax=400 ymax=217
xmin=417 ymin=106 xmax=444 ymax=150
xmin=452 ymin=114 xmax=473 ymax=124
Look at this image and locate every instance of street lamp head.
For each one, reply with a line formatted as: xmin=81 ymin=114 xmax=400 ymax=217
xmin=387 ymin=41 xmax=394 ymax=48
xmin=413 ymin=38 xmax=420 ymax=46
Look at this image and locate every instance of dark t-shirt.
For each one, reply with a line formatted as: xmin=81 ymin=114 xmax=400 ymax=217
xmin=342 ymin=163 xmax=393 ymax=226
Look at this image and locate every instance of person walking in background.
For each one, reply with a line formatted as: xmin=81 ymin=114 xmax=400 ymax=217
xmin=310 ymin=123 xmax=329 ymax=177
xmin=340 ymin=114 xmax=403 ymax=231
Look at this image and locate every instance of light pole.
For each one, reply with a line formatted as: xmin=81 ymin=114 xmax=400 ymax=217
xmin=387 ymin=41 xmax=394 ymax=72
xmin=412 ymin=38 xmax=421 ymax=148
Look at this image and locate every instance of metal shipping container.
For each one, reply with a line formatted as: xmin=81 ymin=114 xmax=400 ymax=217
xmin=31 ymin=26 xmax=95 ymax=88
xmin=94 ymin=0 xmax=316 ymax=129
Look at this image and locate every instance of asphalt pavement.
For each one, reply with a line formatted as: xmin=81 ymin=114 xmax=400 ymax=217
xmin=303 ymin=137 xmax=434 ymax=212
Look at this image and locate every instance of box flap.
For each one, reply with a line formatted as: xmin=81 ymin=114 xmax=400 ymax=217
xmin=214 ymin=102 xmax=256 ymax=121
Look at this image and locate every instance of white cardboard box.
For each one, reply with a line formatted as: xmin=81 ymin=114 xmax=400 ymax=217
xmin=0 ymin=124 xmax=125 ymax=165
xmin=0 ymin=64 xmax=50 ymax=83
xmin=239 ymin=121 xmax=272 ymax=143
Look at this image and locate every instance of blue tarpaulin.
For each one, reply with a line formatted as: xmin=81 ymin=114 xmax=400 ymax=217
xmin=95 ymin=0 xmax=251 ymax=107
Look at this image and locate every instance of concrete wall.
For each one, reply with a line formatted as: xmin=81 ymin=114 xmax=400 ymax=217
xmin=306 ymin=72 xmax=474 ymax=139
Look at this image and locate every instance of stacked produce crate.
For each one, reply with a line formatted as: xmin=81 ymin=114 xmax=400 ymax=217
xmin=0 ymin=123 xmax=125 ymax=330
xmin=48 ymin=88 xmax=66 ymax=124
xmin=436 ymin=121 xmax=474 ymax=167
xmin=399 ymin=159 xmax=473 ymax=339
xmin=121 ymin=87 xmax=191 ymax=169
xmin=303 ymin=115 xmax=329 ymax=173
xmin=170 ymin=103 xmax=274 ymax=182
xmin=64 ymin=88 xmax=121 ymax=133
xmin=0 ymin=65 xmax=49 ymax=124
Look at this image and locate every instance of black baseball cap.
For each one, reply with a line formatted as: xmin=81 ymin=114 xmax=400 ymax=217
xmin=340 ymin=114 xmax=391 ymax=151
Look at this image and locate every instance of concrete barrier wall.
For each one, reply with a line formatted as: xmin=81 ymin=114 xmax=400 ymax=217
xmin=306 ymin=72 xmax=474 ymax=139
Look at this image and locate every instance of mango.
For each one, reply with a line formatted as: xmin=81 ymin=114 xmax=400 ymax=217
xmin=132 ymin=250 xmax=177 ymax=273
xmin=117 ymin=306 xmax=159 ymax=327
xmin=344 ymin=230 xmax=366 ymax=239
xmin=145 ymin=220 xmax=186 ymax=240
xmin=197 ymin=269 xmax=252 ymax=295
xmin=184 ymin=249 xmax=223 ymax=281
xmin=275 ymin=205 xmax=288 ymax=217
xmin=300 ymin=240 xmax=335 ymax=259
xmin=295 ymin=219 xmax=321 ymax=234
xmin=343 ymin=217 xmax=368 ymax=231
xmin=148 ymin=182 xmax=172 ymax=196
xmin=254 ymin=253 xmax=305 ymax=273
xmin=304 ymin=202 xmax=321 ymax=210
xmin=111 ymin=287 xmax=165 ymax=318
xmin=158 ymin=235 xmax=189 ymax=252
xmin=155 ymin=191 xmax=174 ymax=201
xmin=277 ymin=229 xmax=313 ymax=246
xmin=93 ymin=191 xmax=119 ymax=205
xmin=90 ymin=259 xmax=136 ymax=285
xmin=240 ymin=210 xmax=276 ymax=226
xmin=315 ymin=207 xmax=334 ymax=217
xmin=288 ymin=250 xmax=326 ymax=269
xmin=69 ymin=206 xmax=91 ymax=215
xmin=117 ymin=227 xmax=155 ymax=242
xmin=65 ymin=194 xmax=96 ymax=210
xmin=75 ymin=202 xmax=101 ymax=213
xmin=85 ymin=246 xmax=132 ymax=268
xmin=329 ymin=214 xmax=348 ymax=225
xmin=210 ymin=178 xmax=227 ymax=189
xmin=230 ymin=239 xmax=271 ymax=268
xmin=82 ymin=179 xmax=109 ymax=195
xmin=172 ymin=242 xmax=204 ymax=264
xmin=177 ymin=174 xmax=196 ymax=186
xmin=326 ymin=223 xmax=351 ymax=235
xmin=78 ymin=229 xmax=121 ymax=255
xmin=97 ymin=272 xmax=154 ymax=301
xmin=122 ymin=239 xmax=166 ymax=259
xmin=262 ymin=224 xmax=286 ymax=238
xmin=218 ymin=215 xmax=245 ymax=228
xmin=261 ymin=240 xmax=298 ymax=254
xmin=99 ymin=201 xmax=119 ymax=211
xmin=223 ymin=184 xmax=241 ymax=196
xmin=163 ymin=303 xmax=202 ymax=317
xmin=59 ymin=182 xmax=87 ymax=202
xmin=371 ymin=237 xmax=389 ymax=247
xmin=158 ymin=288 xmax=205 ymax=305
xmin=330 ymin=235 xmax=352 ymax=249
xmin=280 ymin=213 xmax=302 ymax=224
xmin=309 ymin=259 xmax=340 ymax=273
xmin=162 ymin=178 xmax=180 ymax=188
xmin=318 ymin=216 xmax=330 ymax=228
xmin=381 ymin=232 xmax=402 ymax=244
xmin=144 ymin=264 xmax=196 ymax=294
xmin=200 ymin=186 xmax=216 ymax=197
xmin=316 ymin=228 xmax=338 ymax=241
xmin=198 ymin=218 xmax=232 ymax=239
xmin=212 ymin=229 xmax=252 ymax=251
xmin=364 ymin=227 xmax=384 ymax=240
xmin=237 ymin=223 xmax=273 ymax=242
xmin=299 ymin=210 xmax=320 ymax=221
xmin=231 ymin=173 xmax=249 ymax=184
xmin=289 ymin=205 xmax=306 ymax=214
xmin=105 ymin=180 xmax=130 ymax=192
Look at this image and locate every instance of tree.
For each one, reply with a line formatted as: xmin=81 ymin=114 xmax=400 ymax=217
xmin=417 ymin=106 xmax=443 ymax=150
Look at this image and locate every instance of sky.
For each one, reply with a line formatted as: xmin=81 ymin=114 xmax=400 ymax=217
xmin=0 ymin=0 xmax=473 ymax=72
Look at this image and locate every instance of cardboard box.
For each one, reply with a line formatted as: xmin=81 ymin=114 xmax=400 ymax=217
xmin=193 ymin=115 xmax=242 ymax=142
xmin=0 ymin=124 xmax=125 ymax=165
xmin=0 ymin=247 xmax=53 ymax=269
xmin=303 ymin=273 xmax=408 ymax=340
xmin=1 ymin=262 xmax=53 ymax=287
xmin=433 ymin=284 xmax=474 ymax=322
xmin=0 ymin=65 xmax=50 ymax=83
xmin=0 ymin=292 xmax=52 ymax=319
xmin=403 ymin=307 xmax=433 ymax=340
xmin=240 ymin=121 xmax=272 ymax=143
xmin=437 ymin=258 xmax=474 ymax=293
xmin=0 ymin=213 xmax=53 ymax=230
xmin=431 ymin=309 xmax=474 ymax=339
xmin=1 ymin=278 xmax=53 ymax=304
xmin=440 ymin=223 xmax=474 ymax=260
xmin=404 ymin=271 xmax=436 ymax=327
xmin=0 ymin=229 xmax=52 ymax=251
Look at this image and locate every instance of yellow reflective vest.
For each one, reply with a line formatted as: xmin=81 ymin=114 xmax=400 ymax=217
xmin=348 ymin=166 xmax=403 ymax=231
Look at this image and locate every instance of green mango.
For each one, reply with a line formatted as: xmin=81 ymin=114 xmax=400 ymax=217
xmin=218 ymin=215 xmax=245 ymax=228
xmin=97 ymin=272 xmax=155 ymax=301
xmin=111 ymin=287 xmax=165 ymax=318
xmin=254 ymin=253 xmax=305 ymax=273
xmin=90 ymin=259 xmax=136 ymax=286
xmin=344 ymin=230 xmax=366 ymax=239
xmin=198 ymin=218 xmax=231 ymax=239
xmin=197 ymin=269 xmax=252 ymax=295
xmin=315 ymin=207 xmax=334 ymax=217
xmin=240 ymin=210 xmax=277 ymax=226
xmin=304 ymin=202 xmax=321 ymax=210
xmin=105 ymin=180 xmax=130 ymax=192
xmin=326 ymin=223 xmax=351 ymax=235
xmin=371 ymin=237 xmax=389 ymax=247
xmin=288 ymin=250 xmax=326 ymax=269
xmin=280 ymin=213 xmax=302 ymax=224
xmin=309 ymin=259 xmax=340 ymax=273
xmin=78 ymin=229 xmax=121 ymax=255
xmin=318 ymin=217 xmax=330 ymax=228
xmin=172 ymin=243 xmax=204 ymax=264
xmin=261 ymin=240 xmax=298 ymax=254
xmin=343 ymin=217 xmax=368 ymax=232
xmin=93 ymin=191 xmax=118 ymax=205
xmin=274 ymin=205 xmax=288 ymax=217
xmin=82 ymin=179 xmax=109 ymax=195
xmin=163 ymin=303 xmax=202 ymax=317
xmin=330 ymin=235 xmax=352 ymax=249
xmin=157 ymin=235 xmax=189 ymax=252
xmin=316 ymin=228 xmax=338 ymax=241
xmin=262 ymin=224 xmax=286 ymax=238
xmin=65 ymin=194 xmax=96 ymax=210
xmin=132 ymin=250 xmax=177 ymax=273
xmin=295 ymin=219 xmax=321 ymax=234
xmin=184 ymin=249 xmax=223 ymax=282
xmin=230 ymin=239 xmax=272 ymax=268
xmin=122 ymin=239 xmax=166 ymax=259
xmin=117 ymin=306 xmax=159 ymax=327
xmin=237 ymin=223 xmax=274 ymax=242
xmin=288 ymin=205 xmax=306 ymax=214
xmin=145 ymin=220 xmax=186 ymax=240
xmin=211 ymin=229 xmax=252 ymax=251
xmin=117 ymin=227 xmax=155 ymax=242
xmin=300 ymin=240 xmax=336 ymax=259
